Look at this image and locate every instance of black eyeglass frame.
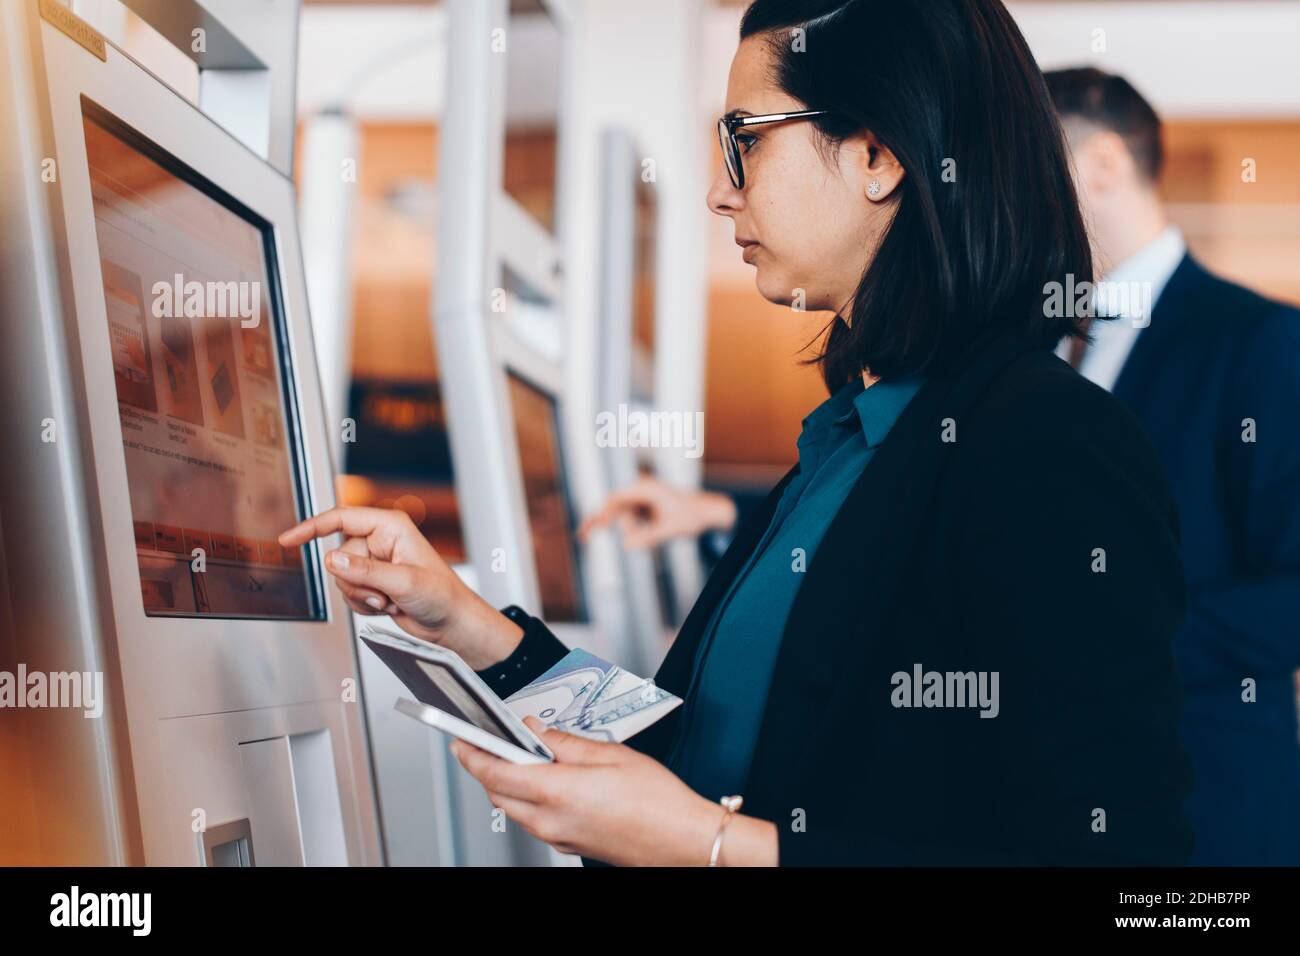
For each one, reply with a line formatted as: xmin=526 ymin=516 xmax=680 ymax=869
xmin=717 ymin=110 xmax=831 ymax=189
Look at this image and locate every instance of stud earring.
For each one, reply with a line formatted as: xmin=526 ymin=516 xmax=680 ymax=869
xmin=867 ymin=180 xmax=882 ymax=198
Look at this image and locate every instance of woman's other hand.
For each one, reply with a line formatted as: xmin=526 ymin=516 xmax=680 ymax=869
xmin=279 ymin=506 xmax=521 ymax=669
xmin=450 ymin=717 xmax=777 ymax=866
xmin=578 ymin=476 xmax=737 ymax=549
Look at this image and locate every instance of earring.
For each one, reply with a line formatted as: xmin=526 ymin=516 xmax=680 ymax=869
xmin=867 ymin=180 xmax=882 ymax=198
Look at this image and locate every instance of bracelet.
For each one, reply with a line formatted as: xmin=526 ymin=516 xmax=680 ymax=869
xmin=707 ymin=795 xmax=744 ymax=867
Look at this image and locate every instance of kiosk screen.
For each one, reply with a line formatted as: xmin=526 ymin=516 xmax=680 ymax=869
xmin=83 ymin=102 xmax=319 ymax=619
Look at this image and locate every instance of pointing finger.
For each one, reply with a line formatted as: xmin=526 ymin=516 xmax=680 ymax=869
xmin=279 ymin=506 xmax=399 ymax=548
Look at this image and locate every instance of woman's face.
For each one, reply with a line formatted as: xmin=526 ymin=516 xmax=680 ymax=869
xmin=708 ymin=36 xmax=900 ymax=315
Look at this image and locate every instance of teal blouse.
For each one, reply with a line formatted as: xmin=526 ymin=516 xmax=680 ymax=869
xmin=667 ymin=374 xmax=924 ymax=800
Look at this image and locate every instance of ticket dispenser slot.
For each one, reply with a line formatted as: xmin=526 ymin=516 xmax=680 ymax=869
xmin=237 ymin=730 xmax=349 ymax=867
xmin=200 ymin=819 xmax=255 ymax=867
xmin=288 ymin=730 xmax=349 ymax=866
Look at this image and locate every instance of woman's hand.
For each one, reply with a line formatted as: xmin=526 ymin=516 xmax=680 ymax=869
xmin=578 ymin=476 xmax=737 ymax=549
xmin=451 ymin=717 xmax=778 ymax=866
xmin=279 ymin=506 xmax=522 ymax=669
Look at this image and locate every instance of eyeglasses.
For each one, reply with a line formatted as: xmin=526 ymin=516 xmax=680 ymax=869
xmin=717 ymin=110 xmax=831 ymax=189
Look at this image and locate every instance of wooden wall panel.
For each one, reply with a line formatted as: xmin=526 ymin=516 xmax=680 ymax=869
xmin=704 ymin=291 xmax=831 ymax=476
xmin=703 ymin=119 xmax=1300 ymax=474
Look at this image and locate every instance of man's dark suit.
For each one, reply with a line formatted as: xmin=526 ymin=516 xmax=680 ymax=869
xmin=1109 ymin=255 xmax=1300 ymax=865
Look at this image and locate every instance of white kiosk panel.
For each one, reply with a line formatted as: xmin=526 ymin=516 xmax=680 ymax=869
xmin=6 ymin=5 xmax=382 ymax=865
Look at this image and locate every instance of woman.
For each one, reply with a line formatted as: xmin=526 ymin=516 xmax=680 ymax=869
xmin=281 ymin=0 xmax=1192 ymax=866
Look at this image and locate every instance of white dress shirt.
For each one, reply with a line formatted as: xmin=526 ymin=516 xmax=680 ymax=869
xmin=1056 ymin=226 xmax=1187 ymax=392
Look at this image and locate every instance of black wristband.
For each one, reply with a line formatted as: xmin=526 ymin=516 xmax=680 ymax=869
xmin=475 ymin=605 xmax=544 ymax=689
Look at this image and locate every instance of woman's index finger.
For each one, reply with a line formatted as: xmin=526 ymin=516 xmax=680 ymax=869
xmin=278 ymin=507 xmax=390 ymax=547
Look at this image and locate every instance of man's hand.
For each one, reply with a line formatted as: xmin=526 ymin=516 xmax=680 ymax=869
xmin=578 ymin=476 xmax=736 ymax=549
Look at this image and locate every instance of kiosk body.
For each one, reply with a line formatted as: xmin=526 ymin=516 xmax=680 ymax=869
xmin=0 ymin=1 xmax=381 ymax=866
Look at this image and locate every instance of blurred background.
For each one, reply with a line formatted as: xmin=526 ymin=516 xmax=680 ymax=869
xmin=81 ymin=0 xmax=1300 ymax=558
xmin=313 ymin=0 xmax=1300 ymax=549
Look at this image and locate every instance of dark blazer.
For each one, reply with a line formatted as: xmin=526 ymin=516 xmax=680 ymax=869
xmin=487 ymin=332 xmax=1194 ymax=865
xmin=1111 ymin=255 xmax=1300 ymax=865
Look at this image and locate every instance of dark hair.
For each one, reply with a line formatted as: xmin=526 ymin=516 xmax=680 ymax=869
xmin=1044 ymin=67 xmax=1164 ymax=183
xmin=739 ymin=0 xmax=1092 ymax=387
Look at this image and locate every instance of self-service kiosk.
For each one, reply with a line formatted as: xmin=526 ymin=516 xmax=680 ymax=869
xmin=597 ymin=127 xmax=675 ymax=676
xmin=433 ymin=0 xmax=605 ymax=866
xmin=0 ymin=0 xmax=381 ymax=865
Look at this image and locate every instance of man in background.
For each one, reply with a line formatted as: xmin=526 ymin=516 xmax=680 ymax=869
xmin=1045 ymin=67 xmax=1300 ymax=865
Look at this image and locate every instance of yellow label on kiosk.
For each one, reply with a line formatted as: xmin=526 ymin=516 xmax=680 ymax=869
xmin=39 ymin=0 xmax=108 ymax=62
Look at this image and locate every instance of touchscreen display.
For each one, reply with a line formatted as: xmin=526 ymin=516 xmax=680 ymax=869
xmin=506 ymin=373 xmax=585 ymax=622
xmin=83 ymin=101 xmax=319 ymax=619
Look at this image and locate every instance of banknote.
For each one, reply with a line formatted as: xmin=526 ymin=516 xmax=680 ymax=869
xmin=504 ymin=648 xmax=681 ymax=743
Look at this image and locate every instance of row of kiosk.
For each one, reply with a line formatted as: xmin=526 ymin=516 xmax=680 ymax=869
xmin=0 ymin=0 xmax=697 ymax=866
